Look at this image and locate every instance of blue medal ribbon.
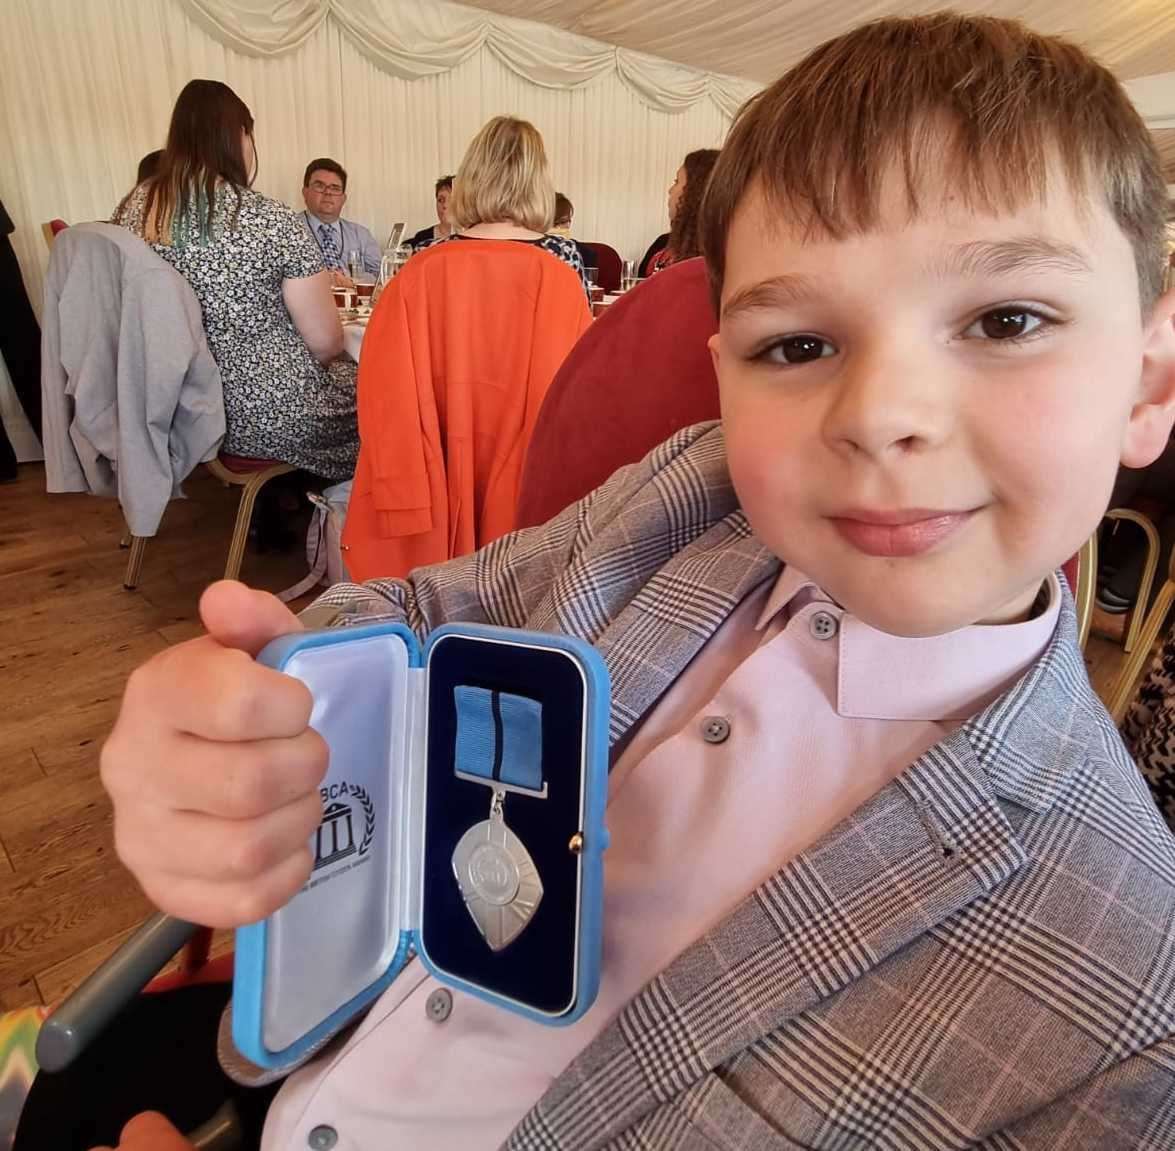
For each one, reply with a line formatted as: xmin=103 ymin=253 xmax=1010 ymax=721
xmin=454 ymin=686 xmax=543 ymax=792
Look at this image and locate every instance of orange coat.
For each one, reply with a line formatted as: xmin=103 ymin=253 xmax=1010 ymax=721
xmin=341 ymin=239 xmax=591 ymax=582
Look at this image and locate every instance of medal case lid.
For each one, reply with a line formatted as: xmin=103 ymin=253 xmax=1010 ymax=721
xmin=232 ymin=622 xmax=609 ymax=1071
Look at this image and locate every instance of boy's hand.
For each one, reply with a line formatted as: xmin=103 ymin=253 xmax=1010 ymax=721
xmin=101 ymin=581 xmax=328 ymax=928
xmin=90 ymin=1111 xmax=195 ymax=1151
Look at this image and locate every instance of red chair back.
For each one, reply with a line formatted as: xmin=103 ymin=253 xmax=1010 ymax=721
xmin=518 ymin=257 xmax=718 ymax=528
xmin=582 ymin=241 xmax=623 ymax=293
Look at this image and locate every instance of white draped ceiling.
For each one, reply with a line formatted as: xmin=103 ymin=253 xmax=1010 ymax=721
xmin=467 ymin=1 xmax=1175 ymax=86
xmin=178 ymin=0 xmax=759 ymax=115
xmin=2 ymin=0 xmax=1172 ymax=318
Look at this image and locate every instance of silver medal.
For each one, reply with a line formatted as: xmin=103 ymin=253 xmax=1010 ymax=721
xmin=452 ymin=788 xmax=543 ymax=951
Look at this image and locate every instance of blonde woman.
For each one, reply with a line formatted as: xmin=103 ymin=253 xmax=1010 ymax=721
xmin=442 ymin=116 xmax=590 ymax=295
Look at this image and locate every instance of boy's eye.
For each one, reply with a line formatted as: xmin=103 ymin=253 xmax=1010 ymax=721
xmin=763 ymin=335 xmax=836 ymax=364
xmin=964 ymin=308 xmax=1045 ymax=341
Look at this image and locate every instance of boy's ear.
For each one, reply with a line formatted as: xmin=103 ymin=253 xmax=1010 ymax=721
xmin=1122 ymin=286 xmax=1175 ymax=468
xmin=708 ymin=332 xmax=721 ymax=380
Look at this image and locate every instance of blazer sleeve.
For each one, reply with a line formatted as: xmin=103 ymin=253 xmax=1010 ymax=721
xmin=353 ymin=278 xmax=436 ymax=537
xmin=40 ymin=248 xmax=88 ymax=493
xmin=978 ymin=1034 xmax=1175 ymax=1149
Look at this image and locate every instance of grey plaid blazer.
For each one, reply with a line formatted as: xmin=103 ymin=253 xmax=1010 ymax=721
xmin=313 ymin=422 xmax=1175 ymax=1149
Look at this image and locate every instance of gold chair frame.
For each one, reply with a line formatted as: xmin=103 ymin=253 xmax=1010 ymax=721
xmin=122 ymin=458 xmax=296 ymax=589
xmin=1106 ymin=547 xmax=1175 ymax=724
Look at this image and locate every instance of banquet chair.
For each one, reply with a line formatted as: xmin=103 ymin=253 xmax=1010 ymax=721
xmin=581 ymin=241 xmax=623 ymax=292
xmin=517 ymin=257 xmax=719 ymax=528
xmin=40 ymin=218 xmax=68 ymax=249
xmin=1095 ymin=506 xmax=1162 ymax=655
xmin=1105 ymin=542 xmax=1175 ymax=722
xmin=122 ymin=454 xmax=296 ymax=590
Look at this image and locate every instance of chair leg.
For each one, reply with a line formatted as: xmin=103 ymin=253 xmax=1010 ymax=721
xmin=123 ymin=536 xmax=147 ymax=590
xmin=1108 ymin=579 xmax=1175 ymax=724
xmin=1104 ymin=509 xmax=1161 ymax=654
xmin=223 ymin=474 xmax=267 ymax=582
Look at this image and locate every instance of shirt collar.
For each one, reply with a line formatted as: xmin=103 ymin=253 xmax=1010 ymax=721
xmin=756 ymin=566 xmax=1062 ymax=722
xmin=307 ymin=212 xmax=341 ymax=234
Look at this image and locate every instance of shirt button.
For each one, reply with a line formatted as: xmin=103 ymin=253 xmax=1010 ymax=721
xmin=426 ymin=987 xmax=453 ymax=1023
xmin=701 ymin=716 xmax=731 ymax=744
xmin=809 ymin=610 xmax=839 ymax=640
xmin=307 ymin=1126 xmax=338 ymax=1150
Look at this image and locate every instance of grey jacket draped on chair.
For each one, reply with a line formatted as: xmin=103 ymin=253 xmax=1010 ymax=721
xmin=41 ymin=222 xmax=224 ymax=536
xmin=285 ymin=422 xmax=1175 ymax=1149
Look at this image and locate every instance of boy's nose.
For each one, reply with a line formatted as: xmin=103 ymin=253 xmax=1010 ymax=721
xmin=822 ymin=352 xmax=952 ymax=461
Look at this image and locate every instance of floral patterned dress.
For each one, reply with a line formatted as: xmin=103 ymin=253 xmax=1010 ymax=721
xmin=114 ymin=184 xmax=358 ymax=480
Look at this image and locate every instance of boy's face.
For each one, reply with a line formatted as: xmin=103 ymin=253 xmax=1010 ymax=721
xmin=713 ymin=167 xmax=1175 ymax=636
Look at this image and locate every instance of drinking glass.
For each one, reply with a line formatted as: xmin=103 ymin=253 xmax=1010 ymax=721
xmin=585 ymin=266 xmax=599 ymax=288
xmin=347 ymin=249 xmax=362 ymax=282
xmin=621 ymin=259 xmax=637 ymax=292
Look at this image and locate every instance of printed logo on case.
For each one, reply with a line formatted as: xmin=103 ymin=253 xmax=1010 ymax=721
xmin=305 ymin=781 xmax=376 ymax=891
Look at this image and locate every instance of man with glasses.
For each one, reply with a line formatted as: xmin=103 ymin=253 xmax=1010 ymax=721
xmin=301 ymin=158 xmax=380 ymax=286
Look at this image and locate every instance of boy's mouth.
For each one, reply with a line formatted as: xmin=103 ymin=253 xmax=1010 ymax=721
xmin=828 ymin=508 xmax=977 ymax=558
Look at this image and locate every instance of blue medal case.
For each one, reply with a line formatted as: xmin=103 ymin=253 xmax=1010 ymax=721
xmin=231 ymin=622 xmax=610 ymax=1070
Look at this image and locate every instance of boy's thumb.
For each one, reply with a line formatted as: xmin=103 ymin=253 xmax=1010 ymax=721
xmin=198 ymin=580 xmax=304 ymax=655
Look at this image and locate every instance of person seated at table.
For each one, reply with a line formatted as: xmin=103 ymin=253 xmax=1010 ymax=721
xmin=638 ymin=229 xmax=669 ymax=277
xmin=433 ymin=120 xmax=590 ymax=296
xmin=112 ymin=80 xmax=358 ymax=483
xmin=136 ymin=150 xmax=162 ymax=185
xmin=552 ymin=191 xmax=593 ymax=270
xmin=301 ymin=157 xmax=381 ymax=287
xmin=646 ymin=148 xmax=720 ymax=275
xmin=339 ymin=114 xmax=593 ymax=579
xmin=408 ymin=174 xmax=454 ymax=250
xmin=111 ymin=151 xmax=166 ymax=220
xmin=551 ymin=191 xmax=574 ymax=235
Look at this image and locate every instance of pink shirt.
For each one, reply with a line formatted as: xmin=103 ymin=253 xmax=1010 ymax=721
xmin=262 ymin=570 xmax=1060 ymax=1151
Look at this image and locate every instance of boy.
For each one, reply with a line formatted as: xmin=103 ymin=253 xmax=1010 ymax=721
xmin=92 ymin=13 xmax=1175 ymax=1151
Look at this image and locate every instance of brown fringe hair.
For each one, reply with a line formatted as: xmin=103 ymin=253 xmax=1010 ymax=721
xmin=700 ymin=14 xmax=1168 ymax=313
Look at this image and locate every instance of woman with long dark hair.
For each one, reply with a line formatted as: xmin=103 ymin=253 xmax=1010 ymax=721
xmin=646 ymin=148 xmax=720 ymax=274
xmin=113 ymin=79 xmax=357 ymax=480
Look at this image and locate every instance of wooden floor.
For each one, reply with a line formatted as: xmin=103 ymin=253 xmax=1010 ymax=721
xmin=0 ymin=461 xmax=1144 ymax=1011
xmin=0 ymin=462 xmax=310 ymax=1010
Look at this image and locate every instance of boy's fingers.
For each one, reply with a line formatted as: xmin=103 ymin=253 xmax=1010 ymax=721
xmin=137 ymin=849 xmax=316 ymax=929
xmin=122 ymin=638 xmax=314 ymax=744
xmin=198 ymin=580 xmax=303 ymax=656
xmin=126 ymin=727 xmax=329 ymax=819
xmin=116 ymin=788 xmax=325 ymax=882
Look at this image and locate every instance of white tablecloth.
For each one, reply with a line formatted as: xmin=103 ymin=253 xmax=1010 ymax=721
xmin=343 ymin=321 xmax=367 ymax=363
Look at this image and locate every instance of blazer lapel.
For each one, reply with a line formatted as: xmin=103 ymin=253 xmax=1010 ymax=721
xmin=598 ymin=511 xmax=778 ymax=752
xmin=528 ymin=424 xmax=779 ymax=750
xmin=509 ymin=588 xmax=1092 ymax=1151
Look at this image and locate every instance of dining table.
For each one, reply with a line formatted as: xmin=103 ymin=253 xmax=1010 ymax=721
xmin=343 ymin=318 xmax=367 ymax=362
